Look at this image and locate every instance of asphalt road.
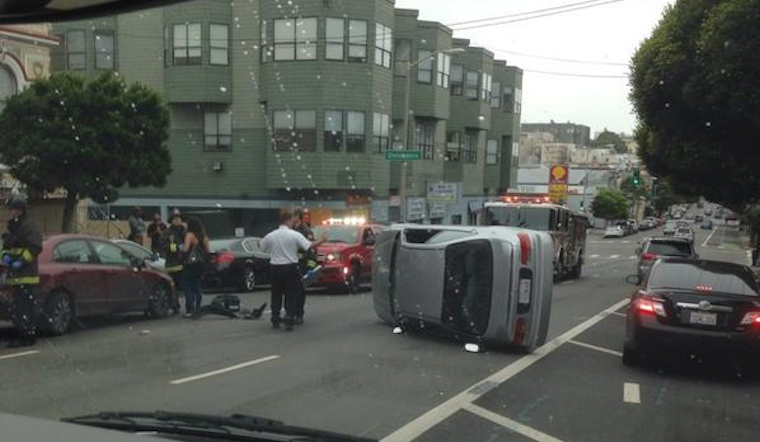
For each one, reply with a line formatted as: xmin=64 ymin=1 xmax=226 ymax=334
xmin=0 ymin=222 xmax=756 ymax=442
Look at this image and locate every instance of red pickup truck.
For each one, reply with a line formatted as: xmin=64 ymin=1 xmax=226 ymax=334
xmin=311 ymin=220 xmax=384 ymax=293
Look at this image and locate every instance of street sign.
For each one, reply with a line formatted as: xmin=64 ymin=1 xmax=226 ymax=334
xmin=407 ymin=197 xmax=426 ymax=221
xmin=549 ymin=165 xmax=569 ymax=184
xmin=427 ymin=181 xmax=458 ymax=204
xmin=429 ymin=203 xmax=446 ymax=219
xmin=386 ymin=150 xmax=422 ymax=161
xmin=549 ymin=183 xmax=568 ymax=204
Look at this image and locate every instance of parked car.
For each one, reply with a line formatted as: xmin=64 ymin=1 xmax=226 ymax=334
xmin=694 ymin=215 xmax=704 ymax=223
xmin=0 ymin=234 xmax=176 ymax=336
xmin=112 ymin=239 xmax=166 ymax=271
xmin=700 ymin=219 xmax=714 ymax=230
xmin=636 ymin=237 xmax=698 ymax=278
xmin=623 ymin=259 xmax=760 ymax=366
xmin=663 ymin=221 xmax=678 ymax=235
xmin=373 ymin=225 xmax=554 ymax=353
xmin=202 ymin=237 xmax=270 ymax=292
xmin=604 ymin=225 xmax=625 ymax=238
xmin=627 ymin=220 xmax=640 ymax=233
xmin=312 ymin=220 xmax=385 ymax=293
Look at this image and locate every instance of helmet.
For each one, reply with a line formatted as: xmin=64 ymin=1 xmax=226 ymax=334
xmin=8 ymin=196 xmax=27 ymax=211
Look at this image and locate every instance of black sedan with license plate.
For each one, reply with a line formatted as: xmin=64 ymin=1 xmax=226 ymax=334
xmin=623 ymin=258 xmax=760 ymax=366
xmin=203 ymin=237 xmax=270 ymax=292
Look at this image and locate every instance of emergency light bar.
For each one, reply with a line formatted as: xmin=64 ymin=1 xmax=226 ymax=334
xmin=322 ymin=217 xmax=367 ymax=226
xmin=500 ymin=194 xmax=552 ymax=204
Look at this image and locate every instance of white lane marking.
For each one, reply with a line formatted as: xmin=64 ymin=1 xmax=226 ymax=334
xmin=169 ymin=355 xmax=280 ymax=385
xmin=628 ymin=255 xmax=637 ymax=260
xmin=560 ymin=280 xmax=574 ymax=286
xmin=609 ymin=311 xmax=627 ymax=318
xmin=624 ymin=382 xmax=641 ymax=404
xmin=747 ymin=250 xmax=753 ymax=267
xmin=463 ymin=404 xmax=567 ymax=442
xmin=701 ymin=228 xmax=717 ymax=247
xmin=591 ymin=274 xmax=601 ymax=278
xmin=621 ymin=241 xmax=630 ymax=244
xmin=380 ymin=297 xmax=631 ymax=442
xmin=0 ymin=350 xmax=39 ymax=361
xmin=589 ymin=254 xmax=600 ymax=259
xmin=610 ymin=255 xmax=620 ymax=259
xmin=568 ymin=340 xmax=624 ymax=357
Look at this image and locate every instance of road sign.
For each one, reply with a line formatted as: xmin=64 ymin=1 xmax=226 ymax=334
xmin=549 ymin=183 xmax=569 ymax=204
xmin=406 ymin=197 xmax=426 ymax=220
xmin=427 ymin=182 xmax=458 ymax=204
xmin=386 ymin=150 xmax=422 ymax=161
xmin=549 ymin=165 xmax=569 ymax=184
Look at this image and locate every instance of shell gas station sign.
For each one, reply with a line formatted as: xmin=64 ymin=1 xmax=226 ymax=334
xmin=548 ymin=165 xmax=569 ymax=204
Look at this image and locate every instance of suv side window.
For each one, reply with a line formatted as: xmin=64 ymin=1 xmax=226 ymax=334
xmin=53 ymin=240 xmax=93 ymax=264
xmin=363 ymin=228 xmax=376 ymax=245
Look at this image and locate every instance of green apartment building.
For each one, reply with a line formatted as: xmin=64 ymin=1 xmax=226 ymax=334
xmin=51 ymin=0 xmax=522 ymax=235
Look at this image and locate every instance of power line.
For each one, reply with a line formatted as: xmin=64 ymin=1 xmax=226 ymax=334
xmin=447 ymin=0 xmax=611 ymax=27
xmin=453 ymin=0 xmax=625 ymax=31
xmin=491 ymin=48 xmax=627 ymax=67
xmin=523 ymin=68 xmax=628 ymax=78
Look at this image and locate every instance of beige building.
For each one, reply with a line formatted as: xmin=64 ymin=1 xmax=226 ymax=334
xmin=519 ymin=131 xmax=554 ymax=166
xmin=0 ymin=24 xmax=58 ymax=112
xmin=540 ymin=143 xmax=575 ymax=166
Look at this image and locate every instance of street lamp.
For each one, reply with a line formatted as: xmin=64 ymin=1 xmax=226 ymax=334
xmin=399 ymin=47 xmax=465 ymax=222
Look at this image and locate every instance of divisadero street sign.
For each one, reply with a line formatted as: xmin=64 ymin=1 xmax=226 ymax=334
xmin=386 ymin=150 xmax=422 ymax=161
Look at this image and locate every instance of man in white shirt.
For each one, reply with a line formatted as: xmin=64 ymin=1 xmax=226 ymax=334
xmin=261 ymin=211 xmax=326 ymax=331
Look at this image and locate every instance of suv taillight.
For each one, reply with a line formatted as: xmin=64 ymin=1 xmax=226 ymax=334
xmin=636 ymin=296 xmax=667 ymax=317
xmin=641 ymin=252 xmax=658 ymax=261
xmin=740 ymin=311 xmax=760 ymax=325
xmin=214 ymin=252 xmax=235 ymax=264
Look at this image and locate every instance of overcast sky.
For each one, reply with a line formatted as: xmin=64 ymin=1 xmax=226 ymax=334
xmin=396 ymin=0 xmax=674 ymax=136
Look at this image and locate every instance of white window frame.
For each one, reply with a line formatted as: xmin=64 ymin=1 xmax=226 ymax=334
xmin=324 ymin=110 xmax=344 ymax=151
xmin=347 ymin=111 xmax=366 ymax=152
xmin=436 ymin=53 xmax=450 ymax=89
xmin=94 ymin=30 xmax=114 ymax=70
xmin=209 ymin=24 xmax=229 ymax=66
xmin=173 ymin=23 xmax=201 ymax=65
xmin=348 ymin=20 xmax=367 ymax=63
xmin=465 ymin=71 xmax=479 ymax=99
xmin=374 ymin=23 xmax=392 ymax=68
xmin=417 ymin=49 xmax=433 ymax=84
xmin=416 ymin=121 xmax=435 ymax=160
xmin=204 ymin=112 xmax=232 ymax=151
xmin=373 ymin=112 xmax=390 ymax=153
xmin=326 ymin=18 xmax=345 ymax=61
xmin=481 ymin=73 xmax=492 ymax=102
xmin=274 ymin=18 xmax=317 ymax=61
xmin=66 ymin=29 xmax=86 ymax=69
xmin=486 ymin=139 xmax=499 ymax=165
xmin=490 ymin=81 xmax=502 ymax=109
xmin=450 ymin=64 xmax=464 ymax=95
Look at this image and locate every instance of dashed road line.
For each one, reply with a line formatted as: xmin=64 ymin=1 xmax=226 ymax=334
xmin=0 ymin=350 xmax=39 ymax=361
xmin=591 ymin=274 xmax=601 ymax=278
xmin=589 ymin=254 xmax=601 ymax=259
xmin=623 ymin=382 xmax=641 ymax=404
xmin=169 ymin=355 xmax=280 ymax=385
xmin=610 ymin=255 xmax=620 ymax=259
xmin=463 ymin=403 xmax=567 ymax=442
xmin=568 ymin=340 xmax=623 ymax=357
xmin=628 ymin=255 xmax=637 ymax=260
xmin=380 ymin=297 xmax=630 ymax=442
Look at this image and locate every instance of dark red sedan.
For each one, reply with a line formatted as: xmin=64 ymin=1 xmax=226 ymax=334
xmin=0 ymin=234 xmax=176 ymax=336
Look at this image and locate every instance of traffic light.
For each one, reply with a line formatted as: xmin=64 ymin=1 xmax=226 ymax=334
xmin=631 ymin=169 xmax=641 ymax=187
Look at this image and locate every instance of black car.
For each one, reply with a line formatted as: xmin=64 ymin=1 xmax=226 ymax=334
xmin=624 ymin=258 xmax=760 ymax=366
xmin=203 ymin=237 xmax=270 ymax=292
xmin=636 ymin=236 xmax=698 ymax=278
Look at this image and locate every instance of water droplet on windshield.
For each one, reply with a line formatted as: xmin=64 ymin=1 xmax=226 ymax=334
xmin=705 ymin=121 xmax=712 ymax=127
xmin=478 ymin=115 xmax=485 ymax=121
xmin=220 ymin=86 xmax=228 ymax=93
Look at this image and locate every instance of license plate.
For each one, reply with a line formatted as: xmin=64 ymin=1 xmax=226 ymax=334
xmin=689 ymin=311 xmax=717 ymax=326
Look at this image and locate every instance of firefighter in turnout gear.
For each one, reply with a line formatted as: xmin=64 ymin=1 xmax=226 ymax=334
xmin=293 ymin=210 xmax=317 ymax=324
xmin=2 ymin=197 xmax=43 ymax=348
xmin=161 ymin=211 xmax=186 ymax=313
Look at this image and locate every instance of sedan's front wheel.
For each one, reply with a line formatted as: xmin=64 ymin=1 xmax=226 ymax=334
xmin=42 ymin=291 xmax=74 ymax=336
xmin=147 ymin=283 xmax=171 ymax=318
xmin=240 ymin=266 xmax=257 ymax=293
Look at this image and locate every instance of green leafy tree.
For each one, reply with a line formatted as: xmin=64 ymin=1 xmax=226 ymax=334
xmin=630 ymin=0 xmax=760 ymax=212
xmin=0 ymin=72 xmax=171 ymax=232
xmin=591 ymin=129 xmax=628 ymax=154
xmin=591 ymin=188 xmax=630 ymax=221
xmin=620 ymin=173 xmax=651 ymax=200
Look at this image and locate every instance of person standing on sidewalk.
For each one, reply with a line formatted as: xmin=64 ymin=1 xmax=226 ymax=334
xmin=182 ymin=216 xmax=210 ymax=317
xmin=128 ymin=207 xmax=146 ymax=245
xmin=162 ymin=212 xmax=186 ymax=314
xmin=147 ymin=213 xmax=167 ymax=255
xmin=2 ymin=197 xmax=43 ymax=348
xmin=261 ymin=211 xmax=326 ymax=331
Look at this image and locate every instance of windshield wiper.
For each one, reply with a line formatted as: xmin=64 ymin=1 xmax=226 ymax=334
xmin=63 ymin=411 xmax=376 ymax=442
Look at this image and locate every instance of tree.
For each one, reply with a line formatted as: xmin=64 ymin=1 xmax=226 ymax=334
xmin=0 ymin=72 xmax=171 ymax=232
xmin=630 ymin=0 xmax=760 ymax=212
xmin=591 ymin=188 xmax=630 ymax=221
xmin=619 ymin=173 xmax=650 ymax=200
xmin=591 ymin=129 xmax=627 ymax=154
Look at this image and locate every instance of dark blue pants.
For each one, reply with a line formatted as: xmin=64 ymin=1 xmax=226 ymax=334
xmin=182 ymin=265 xmax=204 ymax=314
